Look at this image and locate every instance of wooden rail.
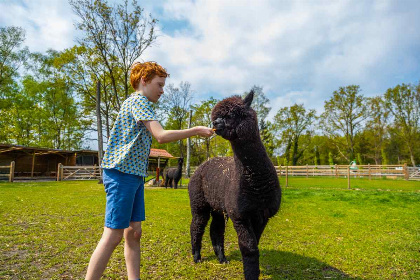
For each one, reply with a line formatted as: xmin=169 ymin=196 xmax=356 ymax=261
xmin=0 ymin=161 xmax=15 ymax=182
xmin=187 ymin=164 xmax=418 ymax=181
xmin=275 ymin=164 xmax=408 ymax=179
xmin=57 ymin=164 xmax=101 ymax=181
xmin=53 ymin=163 xmax=419 ymax=182
xmin=408 ymin=167 xmax=420 ymax=180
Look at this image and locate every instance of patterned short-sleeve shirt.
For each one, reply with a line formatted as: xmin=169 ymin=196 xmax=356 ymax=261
xmin=101 ymin=94 xmax=156 ymax=176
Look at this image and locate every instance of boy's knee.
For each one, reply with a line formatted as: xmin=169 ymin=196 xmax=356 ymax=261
xmin=102 ymin=228 xmax=124 ymax=246
xmin=128 ymin=221 xmax=142 ymax=240
xmin=133 ymin=229 xmax=142 ymax=239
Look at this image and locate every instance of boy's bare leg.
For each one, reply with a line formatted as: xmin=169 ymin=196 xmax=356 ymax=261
xmin=85 ymin=227 xmax=124 ymax=280
xmin=124 ymin=221 xmax=142 ymax=280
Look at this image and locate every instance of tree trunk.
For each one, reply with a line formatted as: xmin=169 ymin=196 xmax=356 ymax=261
xmin=408 ymin=145 xmax=416 ymax=167
xmin=186 ymin=110 xmax=192 ymax=177
xmin=96 ymin=81 xmax=104 ymax=183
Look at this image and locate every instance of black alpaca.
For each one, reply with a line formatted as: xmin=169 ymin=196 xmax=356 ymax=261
xmin=165 ymin=157 xmax=183 ymax=189
xmin=188 ymin=91 xmax=281 ymax=280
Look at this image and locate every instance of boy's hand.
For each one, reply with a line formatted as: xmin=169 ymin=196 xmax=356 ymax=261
xmin=195 ymin=126 xmax=214 ymax=137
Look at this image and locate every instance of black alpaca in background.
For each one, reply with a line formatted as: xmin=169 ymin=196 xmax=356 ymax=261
xmin=188 ymin=91 xmax=281 ymax=280
xmin=165 ymin=157 xmax=184 ymax=189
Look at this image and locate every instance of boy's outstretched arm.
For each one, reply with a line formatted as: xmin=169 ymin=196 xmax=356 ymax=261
xmin=142 ymin=120 xmax=213 ymax=144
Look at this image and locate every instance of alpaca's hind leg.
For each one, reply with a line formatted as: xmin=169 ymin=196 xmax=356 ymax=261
xmin=190 ymin=209 xmax=210 ymax=263
xmin=210 ymin=211 xmax=228 ymax=263
xmin=165 ymin=175 xmax=169 ymax=188
xmin=232 ymin=219 xmax=260 ymax=280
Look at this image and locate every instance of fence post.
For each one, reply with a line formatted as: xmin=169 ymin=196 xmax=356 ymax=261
xmin=9 ymin=161 xmax=15 ymax=182
xmin=286 ymin=165 xmax=289 ymax=188
xmin=403 ymin=163 xmax=408 ymax=180
xmin=335 ymin=164 xmax=338 ymax=178
xmin=306 ymin=164 xmax=309 ymax=178
xmin=57 ymin=163 xmax=62 ymax=181
xmin=368 ymin=164 xmax=371 ymax=180
xmin=279 ymin=165 xmax=282 ymax=178
xmin=347 ymin=166 xmax=350 ymax=189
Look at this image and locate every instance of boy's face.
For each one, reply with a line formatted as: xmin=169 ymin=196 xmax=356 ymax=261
xmin=142 ymin=76 xmax=166 ymax=103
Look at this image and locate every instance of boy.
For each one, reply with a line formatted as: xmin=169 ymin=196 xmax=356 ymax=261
xmin=85 ymin=61 xmax=214 ymax=280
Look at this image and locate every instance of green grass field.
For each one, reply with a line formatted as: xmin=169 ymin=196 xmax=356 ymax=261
xmin=0 ymin=177 xmax=419 ymax=279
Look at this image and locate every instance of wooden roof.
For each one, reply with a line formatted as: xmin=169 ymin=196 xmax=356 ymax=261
xmin=0 ymin=144 xmax=74 ymax=156
xmin=149 ymin=148 xmax=175 ymax=159
xmin=0 ymin=144 xmax=175 ymax=159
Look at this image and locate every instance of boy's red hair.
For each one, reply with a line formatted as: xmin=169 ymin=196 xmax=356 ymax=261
xmin=130 ymin=61 xmax=169 ymax=90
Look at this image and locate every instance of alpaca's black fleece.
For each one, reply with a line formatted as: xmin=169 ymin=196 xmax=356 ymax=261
xmin=188 ymin=91 xmax=281 ymax=280
xmin=165 ymin=157 xmax=183 ymax=189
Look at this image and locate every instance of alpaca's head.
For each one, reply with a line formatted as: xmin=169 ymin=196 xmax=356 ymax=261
xmin=211 ymin=91 xmax=258 ymax=141
xmin=178 ymin=157 xmax=184 ymax=165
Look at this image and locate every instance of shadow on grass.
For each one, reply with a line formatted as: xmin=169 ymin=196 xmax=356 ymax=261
xmin=205 ymin=249 xmax=362 ymax=280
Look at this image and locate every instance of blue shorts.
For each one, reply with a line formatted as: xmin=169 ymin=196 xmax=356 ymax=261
xmin=103 ymin=168 xmax=145 ymax=229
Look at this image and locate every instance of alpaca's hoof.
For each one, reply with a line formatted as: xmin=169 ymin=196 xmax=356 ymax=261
xmin=219 ymin=258 xmax=229 ymax=264
xmin=193 ymin=254 xmax=201 ymax=263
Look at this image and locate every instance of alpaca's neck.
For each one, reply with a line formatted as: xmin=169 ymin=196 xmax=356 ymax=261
xmin=230 ymin=137 xmax=277 ymax=194
xmin=231 ymin=137 xmax=270 ymax=171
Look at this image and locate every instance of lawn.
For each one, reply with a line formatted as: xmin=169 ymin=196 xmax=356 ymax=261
xmin=0 ymin=177 xmax=419 ymax=279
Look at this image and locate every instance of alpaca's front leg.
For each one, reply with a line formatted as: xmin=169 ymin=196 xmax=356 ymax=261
xmin=210 ymin=211 xmax=228 ymax=263
xmin=232 ymin=219 xmax=260 ymax=280
xmin=190 ymin=210 xmax=210 ymax=263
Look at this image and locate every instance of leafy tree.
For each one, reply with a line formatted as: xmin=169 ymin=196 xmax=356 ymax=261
xmin=61 ymin=45 xmax=118 ymax=138
xmin=242 ymin=85 xmax=275 ymax=156
xmin=191 ymin=98 xmax=217 ymax=160
xmin=381 ymin=148 xmax=388 ymax=165
xmin=22 ymin=50 xmax=90 ymax=149
xmin=320 ymin=85 xmax=367 ymax=162
xmin=274 ymin=103 xmax=317 ymax=165
xmin=314 ymin=146 xmax=321 ymax=165
xmin=245 ymin=85 xmax=271 ymax=129
xmin=260 ymin=120 xmax=276 ymax=158
xmin=0 ymin=26 xmax=29 ymax=88
xmin=363 ymin=96 xmax=389 ymax=164
xmin=156 ymin=82 xmax=193 ymax=157
xmin=384 ymin=83 xmax=420 ymax=166
xmin=0 ymin=26 xmax=30 ymax=141
xmin=328 ymin=152 xmax=334 ymax=166
xmin=386 ymin=125 xmax=405 ymax=164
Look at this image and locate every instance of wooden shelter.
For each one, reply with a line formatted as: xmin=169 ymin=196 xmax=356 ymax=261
xmin=148 ymin=148 xmax=176 ymax=180
xmin=0 ymin=144 xmax=76 ymax=179
xmin=0 ymin=144 xmax=175 ymax=180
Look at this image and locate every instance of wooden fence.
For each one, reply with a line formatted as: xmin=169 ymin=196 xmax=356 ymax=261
xmin=187 ymin=164 xmax=419 ymax=181
xmin=275 ymin=164 xmax=409 ymax=179
xmin=28 ymin=163 xmax=420 ymax=182
xmin=408 ymin=167 xmax=420 ymax=180
xmin=0 ymin=161 xmax=15 ymax=182
xmin=57 ymin=163 xmax=101 ymax=181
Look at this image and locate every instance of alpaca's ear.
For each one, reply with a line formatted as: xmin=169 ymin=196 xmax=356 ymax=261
xmin=243 ymin=90 xmax=254 ymax=108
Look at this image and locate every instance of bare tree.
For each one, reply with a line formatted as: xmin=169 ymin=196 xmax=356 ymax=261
xmin=69 ymin=0 xmax=158 ymax=140
xmin=158 ymin=81 xmax=194 ymax=157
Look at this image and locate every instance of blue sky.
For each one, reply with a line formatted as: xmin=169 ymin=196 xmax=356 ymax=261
xmin=1 ymin=0 xmax=420 ymax=122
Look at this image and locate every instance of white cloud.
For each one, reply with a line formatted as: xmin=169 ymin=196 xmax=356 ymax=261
xmin=2 ymin=0 xmax=419 ymax=121
xmin=0 ymin=0 xmax=77 ymax=52
xmin=141 ymin=0 xmax=420 ymax=119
